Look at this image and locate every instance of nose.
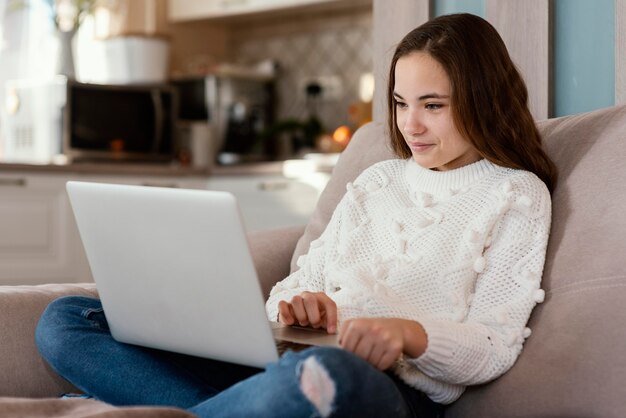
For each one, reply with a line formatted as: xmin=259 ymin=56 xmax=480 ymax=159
xmin=402 ymin=109 xmax=426 ymax=136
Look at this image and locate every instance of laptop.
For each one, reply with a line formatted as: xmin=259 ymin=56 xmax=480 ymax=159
xmin=66 ymin=181 xmax=338 ymax=369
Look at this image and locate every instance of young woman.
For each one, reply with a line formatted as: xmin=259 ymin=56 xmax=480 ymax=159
xmin=36 ymin=13 xmax=557 ymax=418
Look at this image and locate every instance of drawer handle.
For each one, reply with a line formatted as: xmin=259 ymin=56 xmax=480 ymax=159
xmin=141 ymin=183 xmax=179 ymax=189
xmin=0 ymin=178 xmax=26 ymax=187
xmin=258 ymin=181 xmax=289 ymax=191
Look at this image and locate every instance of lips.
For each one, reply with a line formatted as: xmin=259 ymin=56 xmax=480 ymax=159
xmin=407 ymin=142 xmax=434 ymax=152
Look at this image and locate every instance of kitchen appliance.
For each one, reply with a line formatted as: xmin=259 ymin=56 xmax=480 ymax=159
xmin=64 ymin=81 xmax=178 ymax=162
xmin=78 ymin=36 xmax=170 ymax=85
xmin=2 ymin=77 xmax=67 ymax=163
xmin=173 ymin=74 xmax=275 ymax=165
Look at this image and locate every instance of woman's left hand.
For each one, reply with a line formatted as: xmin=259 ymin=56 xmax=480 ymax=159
xmin=339 ymin=318 xmax=428 ymax=370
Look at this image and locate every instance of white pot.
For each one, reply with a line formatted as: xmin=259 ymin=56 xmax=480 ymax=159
xmin=102 ymin=36 xmax=169 ymax=84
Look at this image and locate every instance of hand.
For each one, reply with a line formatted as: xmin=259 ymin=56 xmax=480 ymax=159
xmin=277 ymin=292 xmax=337 ymax=334
xmin=339 ymin=318 xmax=428 ymax=370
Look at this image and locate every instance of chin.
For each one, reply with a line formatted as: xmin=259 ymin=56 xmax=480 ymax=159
xmin=412 ymin=156 xmax=439 ymax=170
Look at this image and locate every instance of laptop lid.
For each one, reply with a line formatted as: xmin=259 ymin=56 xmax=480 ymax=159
xmin=66 ymin=181 xmax=280 ymax=368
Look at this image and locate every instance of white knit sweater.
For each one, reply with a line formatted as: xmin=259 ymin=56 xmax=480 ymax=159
xmin=266 ymin=158 xmax=551 ymax=404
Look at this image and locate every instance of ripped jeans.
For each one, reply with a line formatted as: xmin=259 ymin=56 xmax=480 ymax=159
xmin=35 ymin=296 xmax=443 ymax=418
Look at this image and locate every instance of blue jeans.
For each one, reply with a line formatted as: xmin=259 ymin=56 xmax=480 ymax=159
xmin=35 ymin=296 xmax=443 ymax=418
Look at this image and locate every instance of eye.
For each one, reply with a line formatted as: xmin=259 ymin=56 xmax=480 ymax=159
xmin=395 ymin=100 xmax=408 ymax=110
xmin=425 ymin=103 xmax=444 ymax=110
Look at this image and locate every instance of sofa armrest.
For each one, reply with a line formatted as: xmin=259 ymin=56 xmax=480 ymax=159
xmin=0 ymin=283 xmax=98 ymax=398
xmin=247 ymin=225 xmax=305 ymax=300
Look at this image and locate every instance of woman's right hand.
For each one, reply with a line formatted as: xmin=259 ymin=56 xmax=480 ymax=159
xmin=277 ymin=292 xmax=337 ymax=334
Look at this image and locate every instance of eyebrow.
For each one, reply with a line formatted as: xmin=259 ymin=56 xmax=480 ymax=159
xmin=393 ymin=92 xmax=450 ymax=101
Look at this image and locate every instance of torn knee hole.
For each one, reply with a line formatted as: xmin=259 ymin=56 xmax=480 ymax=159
xmin=299 ymin=356 xmax=336 ymax=417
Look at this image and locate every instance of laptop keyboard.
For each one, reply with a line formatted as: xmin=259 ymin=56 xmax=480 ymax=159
xmin=275 ymin=339 xmax=312 ymax=355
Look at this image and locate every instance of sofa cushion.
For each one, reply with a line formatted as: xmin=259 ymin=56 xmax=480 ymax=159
xmin=293 ymin=105 xmax=626 ymax=416
xmin=0 ymin=397 xmax=194 ymax=417
xmin=0 ymin=284 xmax=99 ymax=398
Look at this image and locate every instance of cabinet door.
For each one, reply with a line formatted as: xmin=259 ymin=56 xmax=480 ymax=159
xmin=169 ymin=0 xmax=338 ymax=21
xmin=207 ymin=175 xmax=324 ymax=231
xmin=0 ymin=174 xmax=91 ymax=285
xmin=0 ymin=172 xmax=209 ymax=285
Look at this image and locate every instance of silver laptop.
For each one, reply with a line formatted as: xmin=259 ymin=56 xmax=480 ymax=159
xmin=66 ymin=181 xmax=338 ymax=369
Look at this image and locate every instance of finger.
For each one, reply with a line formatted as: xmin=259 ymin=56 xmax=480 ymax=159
xmin=277 ymin=301 xmax=294 ymax=325
xmin=317 ymin=294 xmax=337 ymax=333
xmin=368 ymin=341 xmax=388 ymax=369
xmin=372 ymin=332 xmax=403 ymax=370
xmin=301 ymin=293 xmax=323 ymax=328
xmin=352 ymin=334 xmax=375 ymax=363
xmin=290 ymin=296 xmax=309 ymax=326
xmin=339 ymin=320 xmax=359 ymax=352
xmin=377 ymin=348 xmax=402 ymax=371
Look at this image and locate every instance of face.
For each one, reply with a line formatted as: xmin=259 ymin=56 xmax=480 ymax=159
xmin=393 ymin=52 xmax=481 ymax=171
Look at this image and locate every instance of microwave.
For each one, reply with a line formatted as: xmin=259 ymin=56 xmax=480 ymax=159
xmin=64 ymin=81 xmax=178 ymax=162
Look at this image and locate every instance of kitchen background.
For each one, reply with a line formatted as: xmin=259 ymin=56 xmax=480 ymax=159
xmin=227 ymin=7 xmax=372 ymax=136
xmin=0 ymin=0 xmax=619 ymax=165
xmin=0 ymin=0 xmax=374 ymax=165
xmin=0 ymin=0 xmax=375 ymax=285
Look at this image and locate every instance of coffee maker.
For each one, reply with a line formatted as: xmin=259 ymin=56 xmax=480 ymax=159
xmin=173 ymin=74 xmax=275 ymax=165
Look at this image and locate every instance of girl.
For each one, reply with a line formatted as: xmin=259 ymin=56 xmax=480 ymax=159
xmin=36 ymin=13 xmax=556 ymax=418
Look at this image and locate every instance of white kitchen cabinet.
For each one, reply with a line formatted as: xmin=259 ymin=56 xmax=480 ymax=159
xmin=168 ymin=0 xmax=367 ymax=22
xmin=0 ymin=171 xmax=208 ymax=285
xmin=207 ymin=174 xmax=325 ymax=231
xmin=0 ymin=167 xmax=325 ymax=285
xmin=0 ymin=173 xmax=89 ymax=285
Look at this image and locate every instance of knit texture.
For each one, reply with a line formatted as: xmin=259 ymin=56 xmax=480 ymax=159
xmin=266 ymin=158 xmax=551 ymax=404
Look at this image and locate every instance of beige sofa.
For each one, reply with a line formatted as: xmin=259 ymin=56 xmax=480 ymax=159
xmin=2 ymin=104 xmax=626 ymax=417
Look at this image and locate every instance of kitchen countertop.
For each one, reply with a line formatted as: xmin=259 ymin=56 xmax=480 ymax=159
xmin=0 ymin=161 xmax=210 ymax=177
xmin=0 ymin=154 xmax=339 ymax=177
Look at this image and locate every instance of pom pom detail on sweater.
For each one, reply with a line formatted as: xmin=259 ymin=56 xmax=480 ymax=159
xmin=533 ymin=289 xmax=546 ymax=303
xmin=296 ymin=255 xmax=307 ymax=268
xmin=366 ymin=181 xmax=380 ymax=192
xmin=473 ymin=257 xmax=487 ymax=273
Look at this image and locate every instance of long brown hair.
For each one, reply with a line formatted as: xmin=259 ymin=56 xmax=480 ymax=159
xmin=387 ymin=13 xmax=557 ymax=192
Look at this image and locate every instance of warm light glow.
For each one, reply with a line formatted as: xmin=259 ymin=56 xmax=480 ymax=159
xmin=359 ymin=72 xmax=375 ymax=102
xmin=332 ymin=125 xmax=351 ymax=145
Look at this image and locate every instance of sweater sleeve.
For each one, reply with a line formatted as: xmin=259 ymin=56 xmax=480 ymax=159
xmin=408 ymin=175 xmax=552 ymax=386
xmin=264 ymin=188 xmax=348 ymax=322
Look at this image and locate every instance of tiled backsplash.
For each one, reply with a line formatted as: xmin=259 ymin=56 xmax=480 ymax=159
xmin=229 ymin=6 xmax=373 ymax=135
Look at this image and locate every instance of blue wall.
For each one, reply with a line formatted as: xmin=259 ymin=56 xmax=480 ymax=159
xmin=433 ymin=0 xmax=485 ymax=18
xmin=554 ymin=0 xmax=615 ymax=116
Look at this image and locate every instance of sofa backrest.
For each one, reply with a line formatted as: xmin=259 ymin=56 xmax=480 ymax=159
xmin=292 ymin=105 xmax=626 ymax=417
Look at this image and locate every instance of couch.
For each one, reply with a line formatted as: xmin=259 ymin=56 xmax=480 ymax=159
xmin=1 ymin=104 xmax=626 ymax=417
